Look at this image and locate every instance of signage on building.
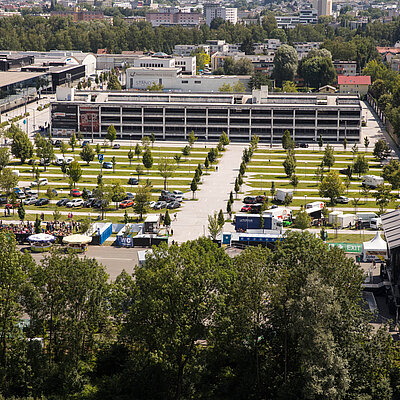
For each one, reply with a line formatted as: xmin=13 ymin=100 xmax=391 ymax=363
xmin=79 ymin=106 xmax=99 ymax=132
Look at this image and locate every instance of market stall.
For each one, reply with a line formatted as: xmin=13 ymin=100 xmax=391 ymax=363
xmin=362 ymin=232 xmax=388 ymax=262
xmin=63 ymin=234 xmax=92 ymax=252
xmin=27 ymin=233 xmax=56 ymax=252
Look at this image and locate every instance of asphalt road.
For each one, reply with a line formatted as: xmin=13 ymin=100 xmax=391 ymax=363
xmin=24 ymin=245 xmax=143 ymax=281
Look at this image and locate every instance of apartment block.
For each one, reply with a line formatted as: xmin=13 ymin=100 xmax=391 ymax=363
xmin=204 ymin=4 xmax=237 ymax=26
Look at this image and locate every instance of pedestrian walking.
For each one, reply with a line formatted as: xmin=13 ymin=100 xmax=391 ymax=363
xmin=174 ymin=213 xmax=177 ymax=221
xmin=171 ymin=229 xmax=174 ymax=236
xmin=216 ymin=166 xmax=218 ymax=172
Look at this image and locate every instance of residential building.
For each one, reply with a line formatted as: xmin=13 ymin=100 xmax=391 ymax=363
xmin=313 ymin=0 xmax=332 ymax=16
xmin=333 ymin=61 xmax=357 ymax=76
xmin=51 ymin=87 xmax=361 ymax=143
xmin=338 ymin=75 xmax=371 ymax=96
xmin=145 ymin=10 xmax=201 ymax=27
xmin=204 ymin=4 xmax=237 ymax=26
xmin=275 ymin=9 xmax=317 ymax=29
xmin=50 ymin=10 xmax=108 ymax=22
xmin=377 ymin=46 xmax=400 ymax=64
xmin=293 ymin=42 xmax=322 ymax=59
xmin=125 ymin=66 xmax=250 ymax=92
xmin=174 ymin=44 xmax=211 ymax=56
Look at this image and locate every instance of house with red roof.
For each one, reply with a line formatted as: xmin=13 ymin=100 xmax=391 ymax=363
xmin=337 ymin=75 xmax=371 ymax=96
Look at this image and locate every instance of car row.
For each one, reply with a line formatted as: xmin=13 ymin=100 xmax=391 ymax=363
xmin=243 ymin=195 xmax=266 ymax=204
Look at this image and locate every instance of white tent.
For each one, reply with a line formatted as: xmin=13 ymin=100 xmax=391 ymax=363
xmin=362 ymin=232 xmax=388 ymax=261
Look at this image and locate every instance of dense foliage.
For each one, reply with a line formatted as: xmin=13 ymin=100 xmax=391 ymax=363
xmin=1 ymin=231 xmax=400 ymax=399
xmin=0 ymin=14 xmax=400 ymax=62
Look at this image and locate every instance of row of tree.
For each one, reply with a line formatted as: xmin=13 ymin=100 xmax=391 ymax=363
xmin=1 ymin=231 xmax=400 ymax=399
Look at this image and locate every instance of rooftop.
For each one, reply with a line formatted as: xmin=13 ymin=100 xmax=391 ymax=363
xmin=0 ymin=71 xmax=47 ymax=88
xmin=338 ymin=75 xmax=371 ymax=85
xmin=382 ymin=210 xmax=400 ymax=251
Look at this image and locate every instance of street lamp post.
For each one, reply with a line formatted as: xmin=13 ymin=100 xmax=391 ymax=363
xmin=304 ymin=194 xmax=307 ymax=208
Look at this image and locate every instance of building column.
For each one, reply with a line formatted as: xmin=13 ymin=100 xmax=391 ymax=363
xmin=120 ymin=107 xmax=123 ymax=138
xmin=184 ymin=108 xmax=187 ymax=140
xmin=292 ymin=109 xmax=296 ymax=142
xmin=141 ymin=108 xmax=144 ymax=138
xmin=227 ymin=108 xmax=230 ymax=139
xmin=163 ymin=107 xmax=166 ymax=140
xmin=314 ymin=110 xmax=318 ymax=141
xmin=270 ymin=109 xmax=274 ymax=145
xmin=249 ymin=109 xmax=252 ymax=141
xmin=337 ymin=110 xmax=340 ymax=142
xmin=205 ymin=108 xmax=209 ymax=141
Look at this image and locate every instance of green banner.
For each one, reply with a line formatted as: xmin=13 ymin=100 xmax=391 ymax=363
xmin=328 ymin=243 xmax=362 ymax=253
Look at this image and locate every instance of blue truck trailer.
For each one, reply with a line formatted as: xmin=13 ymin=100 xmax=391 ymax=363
xmin=234 ymin=213 xmax=282 ymax=232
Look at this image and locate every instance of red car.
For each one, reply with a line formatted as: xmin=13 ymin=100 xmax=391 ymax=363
xmin=5 ymin=201 xmax=20 ymax=209
xmin=119 ymin=199 xmax=134 ymax=209
xmin=70 ymin=189 xmax=82 ymax=197
xmin=241 ymin=205 xmax=252 ymax=212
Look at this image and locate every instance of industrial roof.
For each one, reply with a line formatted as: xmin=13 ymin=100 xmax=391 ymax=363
xmin=382 ymin=210 xmax=400 ymax=251
xmin=0 ymin=71 xmax=47 ymax=88
xmin=338 ymin=75 xmax=371 ymax=85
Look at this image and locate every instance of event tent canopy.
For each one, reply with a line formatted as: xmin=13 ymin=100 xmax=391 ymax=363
xmin=63 ymin=234 xmax=92 ymax=245
xmin=362 ymin=232 xmax=387 ymax=260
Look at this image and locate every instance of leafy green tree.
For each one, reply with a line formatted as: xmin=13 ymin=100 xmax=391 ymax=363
xmin=11 ymin=129 xmax=33 ymax=163
xmin=219 ymin=83 xmax=233 ymax=92
xmin=219 ymin=131 xmax=230 ymax=148
xmin=190 ymin=178 xmax=198 ymax=199
xmin=67 ymin=160 xmax=82 ymax=188
xmin=290 ymin=173 xmax=299 ymax=192
xmin=364 ymin=137 xmax=370 ymax=152
xmin=128 ymin=147 xmax=134 ymax=166
xmin=373 ymin=183 xmax=393 ymax=214
xmin=282 ymin=80 xmax=298 ymax=92
xmin=142 ymin=148 xmax=153 ymax=173
xmin=146 ymin=82 xmax=164 ymax=91
xmin=80 ymin=143 xmax=95 ymax=165
xmin=106 ymin=125 xmax=117 ymax=146
xmin=322 ymin=144 xmax=335 ymax=171
xmin=248 ymin=71 xmax=271 ymax=90
xmin=270 ymin=181 xmax=276 ymax=198
xmin=218 ymin=209 xmax=225 ymax=228
xmin=295 ymin=206 xmax=311 ymax=229
xmin=234 ymin=177 xmax=240 ymax=199
xmin=135 ymin=163 xmax=144 ymax=181
xmin=227 ymin=199 xmax=232 ymax=216
xmin=164 ymin=209 xmax=171 ymax=226
xmin=93 ymin=183 xmax=112 ymax=219
xmin=229 ymin=191 xmax=234 ymax=204
xmin=69 ymin=131 xmax=77 ymax=152
xmin=108 ymin=73 xmax=121 ymax=90
xmin=373 ymin=139 xmax=390 ymax=160
xmin=133 ymin=184 xmax=151 ymax=220
xmin=319 ymin=171 xmax=345 ymax=204
xmin=111 ymin=180 xmax=126 ymax=209
xmin=351 ymin=144 xmax=358 ymax=160
xmin=353 ymin=154 xmax=369 ymax=178
xmin=158 ymin=157 xmax=176 ymax=190
xmin=318 ymin=134 xmax=323 ymax=150
xmin=182 ymin=145 xmax=191 ymax=161
xmin=125 ymin=238 xmax=233 ymax=399
xmin=36 ymin=137 xmax=54 ymax=171
xmin=273 ymin=44 xmax=298 ymax=86
xmin=17 ymin=201 xmax=25 ymax=221
xmin=142 ymin=136 xmax=150 ymax=148
xmin=208 ymin=211 xmax=222 ymax=240
xmin=282 ymin=130 xmax=294 ymax=150
xmin=150 ymin=133 xmax=155 ymax=147
xmin=95 ymin=143 xmax=101 ymax=155
xmin=135 ymin=143 xmax=142 ymax=159
xmin=0 ymin=168 xmax=19 ymax=200
xmin=0 ymin=148 xmax=10 ymax=172
xmin=299 ymin=55 xmax=336 ymax=88
xmin=111 ymin=155 xmax=116 ymax=172
xmin=188 ymin=131 xmax=197 ymax=147
xmin=283 ymin=152 xmax=296 ymax=178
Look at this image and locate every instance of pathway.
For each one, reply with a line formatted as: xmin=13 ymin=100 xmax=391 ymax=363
xmin=172 ymin=144 xmax=245 ymax=243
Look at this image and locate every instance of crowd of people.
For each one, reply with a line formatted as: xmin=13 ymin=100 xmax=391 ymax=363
xmin=0 ymin=220 xmax=82 ymax=237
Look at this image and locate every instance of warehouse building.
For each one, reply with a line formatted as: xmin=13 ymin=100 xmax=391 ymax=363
xmin=51 ymin=87 xmax=361 ymax=143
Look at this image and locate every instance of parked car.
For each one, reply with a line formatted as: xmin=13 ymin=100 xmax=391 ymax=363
xmin=53 ymin=139 xmax=62 ymax=147
xmin=256 ymin=195 xmax=265 ymax=203
xmin=82 ymin=189 xmax=93 ymax=198
xmin=149 ymin=201 xmax=156 ymax=208
xmin=336 ymin=196 xmax=350 ymax=204
xmin=250 ymin=204 xmax=262 ymax=213
xmin=119 ymin=199 xmax=134 ymax=208
xmin=154 ymin=201 xmax=167 ymax=210
xmin=56 ymin=198 xmax=70 ymax=207
xmin=103 ymin=162 xmax=112 ymax=169
xmin=0 ymin=196 xmax=7 ymax=204
xmin=35 ymin=198 xmax=49 ymax=206
xmin=113 ymin=143 xmax=121 ymax=149
xmin=167 ymin=201 xmax=180 ymax=210
xmin=64 ymin=157 xmax=74 ymax=164
xmin=81 ymin=140 xmax=90 ymax=147
xmin=24 ymin=196 xmax=37 ymax=205
xmin=299 ymin=143 xmax=309 ymax=148
xmin=173 ymin=190 xmax=184 ymax=198
xmin=243 ymin=196 xmax=257 ymax=204
xmin=31 ymin=178 xmax=48 ymax=187
xmin=83 ymin=198 xmax=96 ymax=208
xmin=170 ymin=194 xmax=183 ymax=202
xmin=241 ymin=205 xmax=252 ymax=212
xmin=125 ymin=192 xmax=135 ymax=200
xmin=66 ymin=199 xmax=84 ymax=208
xmin=128 ymin=177 xmax=139 ymax=185
xmin=70 ymin=189 xmax=82 ymax=197
xmin=15 ymin=191 xmax=26 ymax=199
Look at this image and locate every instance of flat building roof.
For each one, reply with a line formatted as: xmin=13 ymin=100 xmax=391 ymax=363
xmin=0 ymin=71 xmax=47 ymax=88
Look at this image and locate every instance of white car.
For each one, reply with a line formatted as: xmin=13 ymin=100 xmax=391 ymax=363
xmin=66 ymin=199 xmax=84 ymax=208
xmin=149 ymin=201 xmax=156 ymax=208
xmin=64 ymin=157 xmax=74 ymax=164
xmin=173 ymin=190 xmax=185 ymax=198
xmin=24 ymin=196 xmax=38 ymax=205
xmin=31 ymin=178 xmax=48 ymax=187
xmin=170 ymin=194 xmax=184 ymax=202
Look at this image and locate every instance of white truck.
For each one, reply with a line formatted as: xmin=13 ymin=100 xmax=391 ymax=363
xmin=370 ymin=217 xmax=382 ymax=230
xmin=275 ymin=189 xmax=293 ymax=203
xmin=362 ymin=175 xmax=384 ymax=188
xmin=337 ymin=214 xmax=356 ymax=228
xmin=356 ymin=212 xmax=378 ymax=228
xmin=263 ymin=207 xmax=292 ymax=221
